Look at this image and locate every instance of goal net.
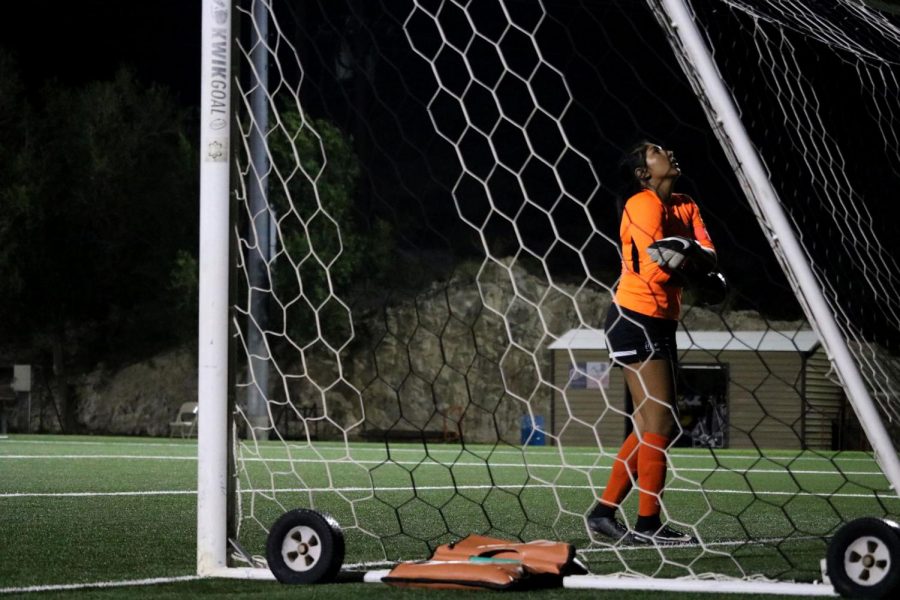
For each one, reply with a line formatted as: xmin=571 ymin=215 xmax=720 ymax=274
xmin=197 ymin=0 xmax=900 ymax=590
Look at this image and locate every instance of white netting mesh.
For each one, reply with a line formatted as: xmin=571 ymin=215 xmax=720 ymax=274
xmin=651 ymin=0 xmax=900 ymax=437
xmin=224 ymin=0 xmax=900 ymax=582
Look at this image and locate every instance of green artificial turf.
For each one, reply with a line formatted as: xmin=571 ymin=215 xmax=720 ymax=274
xmin=3 ymin=434 xmax=892 ymax=598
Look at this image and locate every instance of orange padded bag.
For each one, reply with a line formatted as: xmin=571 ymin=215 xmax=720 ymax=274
xmin=432 ymin=534 xmax=581 ymax=576
xmin=383 ymin=534 xmax=585 ymax=590
xmin=383 ymin=559 xmax=524 ymax=590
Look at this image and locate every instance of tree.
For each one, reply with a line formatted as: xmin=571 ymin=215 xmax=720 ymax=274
xmin=0 ymin=50 xmax=29 ymax=305
xmin=0 ymin=62 xmax=197 ymax=431
xmin=259 ymin=106 xmax=393 ymax=349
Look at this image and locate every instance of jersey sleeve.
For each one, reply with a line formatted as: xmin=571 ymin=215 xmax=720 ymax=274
xmin=689 ymin=200 xmax=716 ymax=253
xmin=622 ymin=194 xmax=673 ymax=285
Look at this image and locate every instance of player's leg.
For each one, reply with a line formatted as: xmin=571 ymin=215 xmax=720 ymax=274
xmin=627 ymin=359 xmax=694 ymax=544
xmin=588 ymin=308 xmax=642 ymax=540
xmin=588 ymin=425 xmax=640 ymax=539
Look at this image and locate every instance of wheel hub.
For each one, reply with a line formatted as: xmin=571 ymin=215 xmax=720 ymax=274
xmin=281 ymin=525 xmax=322 ymax=572
xmin=845 ymin=535 xmax=891 ymax=586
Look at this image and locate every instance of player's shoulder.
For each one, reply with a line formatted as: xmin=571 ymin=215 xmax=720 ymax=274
xmin=624 ymin=189 xmax=664 ymax=212
xmin=671 ymin=192 xmax=701 ymax=214
xmin=671 ymin=192 xmax=697 ymax=206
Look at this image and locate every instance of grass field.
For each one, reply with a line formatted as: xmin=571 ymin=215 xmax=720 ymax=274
xmin=2 ymin=434 xmax=897 ymax=598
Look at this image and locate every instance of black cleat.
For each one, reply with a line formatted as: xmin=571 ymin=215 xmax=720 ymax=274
xmin=629 ymin=524 xmax=697 ymax=545
xmin=588 ymin=516 xmax=629 ymax=541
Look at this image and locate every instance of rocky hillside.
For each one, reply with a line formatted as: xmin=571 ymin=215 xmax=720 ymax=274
xmin=11 ymin=259 xmax=805 ymax=440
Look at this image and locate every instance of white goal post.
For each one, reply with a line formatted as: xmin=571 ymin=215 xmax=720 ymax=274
xmin=197 ymin=0 xmax=233 ymax=577
xmin=197 ymin=0 xmax=900 ymax=593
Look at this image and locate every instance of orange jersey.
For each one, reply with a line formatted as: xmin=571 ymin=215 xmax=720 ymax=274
xmin=614 ymin=190 xmax=715 ymax=319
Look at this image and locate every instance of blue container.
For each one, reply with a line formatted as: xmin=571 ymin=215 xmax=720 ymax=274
xmin=521 ymin=415 xmax=546 ymax=446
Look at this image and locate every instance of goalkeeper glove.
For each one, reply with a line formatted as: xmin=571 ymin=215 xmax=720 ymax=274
xmin=695 ymin=270 xmax=729 ymax=305
xmin=647 ymin=236 xmax=715 ymax=271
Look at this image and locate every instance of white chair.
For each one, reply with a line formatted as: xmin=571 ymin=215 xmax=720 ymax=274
xmin=169 ymin=401 xmax=199 ymax=438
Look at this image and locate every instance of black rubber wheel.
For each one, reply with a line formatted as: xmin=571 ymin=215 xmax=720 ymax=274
xmin=266 ymin=509 xmax=345 ymax=584
xmin=827 ymin=517 xmax=900 ymax=599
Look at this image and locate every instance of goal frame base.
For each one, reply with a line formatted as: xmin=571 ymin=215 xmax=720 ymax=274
xmin=204 ymin=567 xmax=837 ymax=596
xmin=562 ymin=575 xmax=836 ymax=596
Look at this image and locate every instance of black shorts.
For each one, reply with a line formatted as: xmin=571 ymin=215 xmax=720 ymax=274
xmin=604 ymin=304 xmax=678 ymax=365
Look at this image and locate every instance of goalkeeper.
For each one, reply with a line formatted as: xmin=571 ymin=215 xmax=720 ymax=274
xmin=588 ymin=141 xmax=720 ymax=545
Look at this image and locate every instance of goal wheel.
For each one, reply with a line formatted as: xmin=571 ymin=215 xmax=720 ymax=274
xmin=266 ymin=509 xmax=345 ymax=584
xmin=827 ymin=517 xmax=900 ymax=599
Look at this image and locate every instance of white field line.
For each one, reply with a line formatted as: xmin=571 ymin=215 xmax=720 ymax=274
xmin=578 ymin=534 xmax=824 ymax=554
xmin=247 ymin=446 xmax=882 ymax=465
xmin=252 ymin=484 xmax=896 ymax=500
xmin=1 ymin=454 xmax=196 ymax=460
xmin=222 ymin=457 xmax=890 ymax=477
xmin=0 ymin=575 xmax=201 ymax=595
xmin=1 ymin=438 xmax=882 ymax=463
xmin=0 ymin=453 xmax=886 ymax=478
xmin=1 ymin=490 xmax=197 ymax=498
xmin=3 ymin=483 xmax=896 ymax=500
xmin=2 ymin=439 xmax=198 ymax=448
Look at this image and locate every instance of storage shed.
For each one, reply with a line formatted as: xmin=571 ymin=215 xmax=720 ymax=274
xmin=547 ymin=329 xmax=855 ymax=450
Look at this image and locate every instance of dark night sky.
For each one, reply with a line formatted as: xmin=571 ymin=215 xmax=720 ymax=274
xmin=2 ymin=0 xmax=899 ymax=346
xmin=0 ymin=1 xmax=201 ymax=109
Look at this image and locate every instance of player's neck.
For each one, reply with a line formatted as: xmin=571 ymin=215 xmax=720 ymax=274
xmin=645 ymin=180 xmax=675 ymax=203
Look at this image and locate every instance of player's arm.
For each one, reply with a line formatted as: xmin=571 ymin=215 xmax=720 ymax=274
xmin=647 ymin=236 xmax=715 ymax=272
xmin=689 ymin=201 xmax=717 ymax=271
xmin=671 ymin=200 xmax=727 ymax=302
xmin=647 ymin=200 xmax=716 ymax=274
xmin=622 ymin=195 xmax=674 ymax=284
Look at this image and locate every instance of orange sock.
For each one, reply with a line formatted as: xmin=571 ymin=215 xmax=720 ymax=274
xmin=637 ymin=432 xmax=670 ymax=518
xmin=599 ymin=432 xmax=640 ymax=508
